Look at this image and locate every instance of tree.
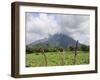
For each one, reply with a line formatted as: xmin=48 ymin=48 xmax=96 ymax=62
xmin=26 ymin=45 xmax=33 ymax=53
xmin=80 ymin=45 xmax=89 ymax=51
xmin=69 ymin=46 xmax=74 ymax=51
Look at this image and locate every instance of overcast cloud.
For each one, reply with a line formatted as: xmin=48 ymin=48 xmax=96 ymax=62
xmin=26 ymin=12 xmax=90 ymax=45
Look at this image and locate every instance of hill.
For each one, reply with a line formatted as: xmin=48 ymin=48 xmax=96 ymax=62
xmin=27 ymin=33 xmax=78 ymax=49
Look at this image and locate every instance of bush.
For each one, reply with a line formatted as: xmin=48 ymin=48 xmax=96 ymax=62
xmin=80 ymin=45 xmax=89 ymax=51
xmin=68 ymin=46 xmax=75 ymax=51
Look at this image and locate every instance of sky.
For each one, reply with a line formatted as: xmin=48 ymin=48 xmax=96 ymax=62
xmin=26 ymin=12 xmax=90 ymax=45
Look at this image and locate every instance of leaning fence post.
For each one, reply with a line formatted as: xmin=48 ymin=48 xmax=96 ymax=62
xmin=42 ymin=49 xmax=48 ymax=66
xmin=73 ymin=40 xmax=78 ymax=64
xmin=59 ymin=48 xmax=65 ymax=65
xmin=40 ymin=48 xmax=47 ymax=66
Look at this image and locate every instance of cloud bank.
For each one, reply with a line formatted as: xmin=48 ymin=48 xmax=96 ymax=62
xmin=26 ymin=12 xmax=90 ymax=45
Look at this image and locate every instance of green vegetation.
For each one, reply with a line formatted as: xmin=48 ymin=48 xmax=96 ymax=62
xmin=26 ymin=51 xmax=89 ymax=67
xmin=26 ymin=43 xmax=89 ymax=67
xmin=26 ymin=44 xmax=89 ymax=53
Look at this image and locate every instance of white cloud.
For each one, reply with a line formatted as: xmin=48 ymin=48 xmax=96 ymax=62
xmin=26 ymin=13 xmax=90 ymax=45
xmin=55 ymin=14 xmax=90 ymax=45
xmin=26 ymin=13 xmax=60 ymax=44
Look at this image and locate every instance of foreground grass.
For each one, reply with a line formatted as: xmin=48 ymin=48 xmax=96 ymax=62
xmin=26 ymin=51 xmax=89 ymax=67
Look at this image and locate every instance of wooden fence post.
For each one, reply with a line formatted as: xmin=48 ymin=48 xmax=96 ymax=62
xmin=73 ymin=40 xmax=78 ymax=64
xmin=59 ymin=48 xmax=65 ymax=65
xmin=40 ymin=48 xmax=47 ymax=66
xmin=42 ymin=50 xmax=48 ymax=66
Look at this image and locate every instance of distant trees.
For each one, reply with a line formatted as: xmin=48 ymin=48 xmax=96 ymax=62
xmin=68 ymin=46 xmax=75 ymax=51
xmin=26 ymin=44 xmax=89 ymax=54
xmin=26 ymin=45 xmax=33 ymax=54
xmin=80 ymin=45 xmax=89 ymax=51
xmin=68 ymin=45 xmax=89 ymax=51
xmin=26 ymin=45 xmax=58 ymax=54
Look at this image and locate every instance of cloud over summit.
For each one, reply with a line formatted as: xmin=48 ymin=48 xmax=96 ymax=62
xmin=26 ymin=12 xmax=90 ymax=45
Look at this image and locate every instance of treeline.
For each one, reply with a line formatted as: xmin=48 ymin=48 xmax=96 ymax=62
xmin=68 ymin=45 xmax=89 ymax=51
xmin=26 ymin=44 xmax=89 ymax=54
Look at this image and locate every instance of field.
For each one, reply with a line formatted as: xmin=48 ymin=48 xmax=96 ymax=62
xmin=26 ymin=51 xmax=89 ymax=67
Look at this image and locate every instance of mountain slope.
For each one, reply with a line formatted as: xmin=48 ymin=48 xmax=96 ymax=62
xmin=27 ymin=33 xmax=78 ymax=49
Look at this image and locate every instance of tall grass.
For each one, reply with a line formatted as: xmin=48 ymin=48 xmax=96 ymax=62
xmin=26 ymin=51 xmax=89 ymax=67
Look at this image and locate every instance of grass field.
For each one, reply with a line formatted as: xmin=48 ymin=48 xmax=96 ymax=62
xmin=26 ymin=51 xmax=89 ymax=67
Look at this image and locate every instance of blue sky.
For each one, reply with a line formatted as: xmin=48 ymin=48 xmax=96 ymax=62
xmin=25 ymin=12 xmax=90 ymax=45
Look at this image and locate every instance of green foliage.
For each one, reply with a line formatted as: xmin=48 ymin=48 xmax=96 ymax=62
xmin=80 ymin=45 xmax=89 ymax=51
xmin=26 ymin=43 xmax=89 ymax=54
xmin=26 ymin=51 xmax=89 ymax=67
xmin=68 ymin=46 xmax=75 ymax=51
xmin=26 ymin=45 xmax=33 ymax=54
